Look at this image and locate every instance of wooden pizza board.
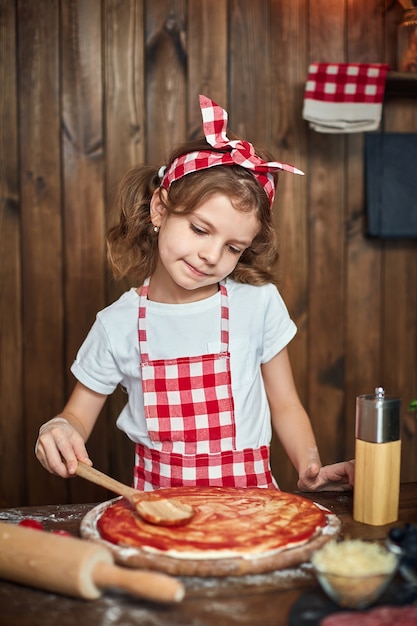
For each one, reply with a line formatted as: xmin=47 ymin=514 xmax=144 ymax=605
xmin=80 ymin=494 xmax=341 ymax=579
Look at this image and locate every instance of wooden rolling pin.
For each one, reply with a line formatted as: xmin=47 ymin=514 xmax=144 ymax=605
xmin=0 ymin=521 xmax=184 ymax=603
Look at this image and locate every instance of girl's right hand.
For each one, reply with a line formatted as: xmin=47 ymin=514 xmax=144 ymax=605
xmin=35 ymin=416 xmax=92 ymax=478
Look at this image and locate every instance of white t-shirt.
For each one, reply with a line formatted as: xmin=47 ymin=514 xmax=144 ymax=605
xmin=71 ymin=279 xmax=297 ymax=450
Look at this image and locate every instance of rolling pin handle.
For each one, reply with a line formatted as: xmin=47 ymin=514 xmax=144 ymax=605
xmin=92 ymin=561 xmax=185 ymax=604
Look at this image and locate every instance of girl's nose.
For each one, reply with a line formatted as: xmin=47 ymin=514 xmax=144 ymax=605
xmin=199 ymin=241 xmax=222 ymax=265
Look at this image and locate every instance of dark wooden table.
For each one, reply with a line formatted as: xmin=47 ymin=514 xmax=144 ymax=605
xmin=0 ymin=484 xmax=416 ymax=626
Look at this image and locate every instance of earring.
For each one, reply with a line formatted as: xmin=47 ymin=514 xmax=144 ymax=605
xmin=153 ymin=225 xmax=159 ymax=233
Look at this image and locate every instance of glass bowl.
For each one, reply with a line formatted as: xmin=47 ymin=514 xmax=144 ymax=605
xmin=311 ymin=540 xmax=398 ymax=609
xmin=313 ymin=566 xmax=397 ymax=609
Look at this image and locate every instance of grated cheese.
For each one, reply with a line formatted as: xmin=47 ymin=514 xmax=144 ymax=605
xmin=311 ymin=539 xmax=397 ymax=576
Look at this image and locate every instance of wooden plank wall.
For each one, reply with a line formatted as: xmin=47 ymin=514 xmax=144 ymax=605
xmin=1 ymin=0 xmax=416 ymax=507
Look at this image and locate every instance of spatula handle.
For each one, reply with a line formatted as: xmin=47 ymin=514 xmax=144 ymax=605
xmin=76 ymin=462 xmax=137 ymax=499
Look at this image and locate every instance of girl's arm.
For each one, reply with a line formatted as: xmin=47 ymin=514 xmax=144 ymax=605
xmin=35 ymin=381 xmax=107 ymax=478
xmin=262 ymin=348 xmax=354 ymax=491
xmin=261 ymin=348 xmax=320 ymax=477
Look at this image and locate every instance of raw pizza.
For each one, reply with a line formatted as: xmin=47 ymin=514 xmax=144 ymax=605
xmin=81 ymin=487 xmax=341 ymax=576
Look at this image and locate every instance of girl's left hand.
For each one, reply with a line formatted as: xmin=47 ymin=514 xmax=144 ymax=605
xmin=297 ymin=460 xmax=355 ymax=492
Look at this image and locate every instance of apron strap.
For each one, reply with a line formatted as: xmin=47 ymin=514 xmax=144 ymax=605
xmin=219 ymin=281 xmax=229 ymax=352
xmin=138 ymin=278 xmax=229 ymax=361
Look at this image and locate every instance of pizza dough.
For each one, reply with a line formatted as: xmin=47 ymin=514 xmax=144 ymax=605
xmin=81 ymin=487 xmax=341 ymax=577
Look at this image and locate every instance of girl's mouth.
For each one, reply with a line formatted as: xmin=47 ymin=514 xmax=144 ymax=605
xmin=183 ymin=260 xmax=208 ymax=277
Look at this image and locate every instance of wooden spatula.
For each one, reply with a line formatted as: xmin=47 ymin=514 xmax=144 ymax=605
xmin=76 ymin=462 xmax=194 ymax=527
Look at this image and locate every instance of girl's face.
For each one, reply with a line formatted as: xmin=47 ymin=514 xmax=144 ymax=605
xmin=149 ymin=191 xmax=260 ymax=303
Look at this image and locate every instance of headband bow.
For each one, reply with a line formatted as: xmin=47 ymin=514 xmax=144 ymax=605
xmin=160 ymin=95 xmax=304 ymax=207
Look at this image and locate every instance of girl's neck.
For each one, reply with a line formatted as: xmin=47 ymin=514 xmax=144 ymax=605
xmin=143 ymin=275 xmax=219 ymax=304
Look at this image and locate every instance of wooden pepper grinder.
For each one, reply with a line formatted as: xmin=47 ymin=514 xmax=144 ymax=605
xmin=353 ymin=387 xmax=401 ymax=526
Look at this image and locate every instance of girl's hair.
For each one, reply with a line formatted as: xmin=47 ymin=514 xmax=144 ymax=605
xmin=107 ymin=137 xmax=279 ymax=286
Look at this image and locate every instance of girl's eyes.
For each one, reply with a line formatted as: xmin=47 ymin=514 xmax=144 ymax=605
xmin=190 ymin=223 xmax=243 ymax=255
xmin=190 ymin=224 xmax=206 ymax=236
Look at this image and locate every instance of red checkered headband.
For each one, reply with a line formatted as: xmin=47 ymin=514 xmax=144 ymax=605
xmin=159 ymin=95 xmax=304 ymax=208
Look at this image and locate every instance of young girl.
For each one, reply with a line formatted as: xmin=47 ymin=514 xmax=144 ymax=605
xmin=35 ymin=95 xmax=354 ymax=492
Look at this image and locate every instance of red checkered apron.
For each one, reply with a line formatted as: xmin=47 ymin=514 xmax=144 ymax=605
xmin=134 ymin=278 xmax=275 ymax=490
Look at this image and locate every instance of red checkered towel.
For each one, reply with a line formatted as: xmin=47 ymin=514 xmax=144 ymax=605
xmin=302 ymin=63 xmax=390 ymax=133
